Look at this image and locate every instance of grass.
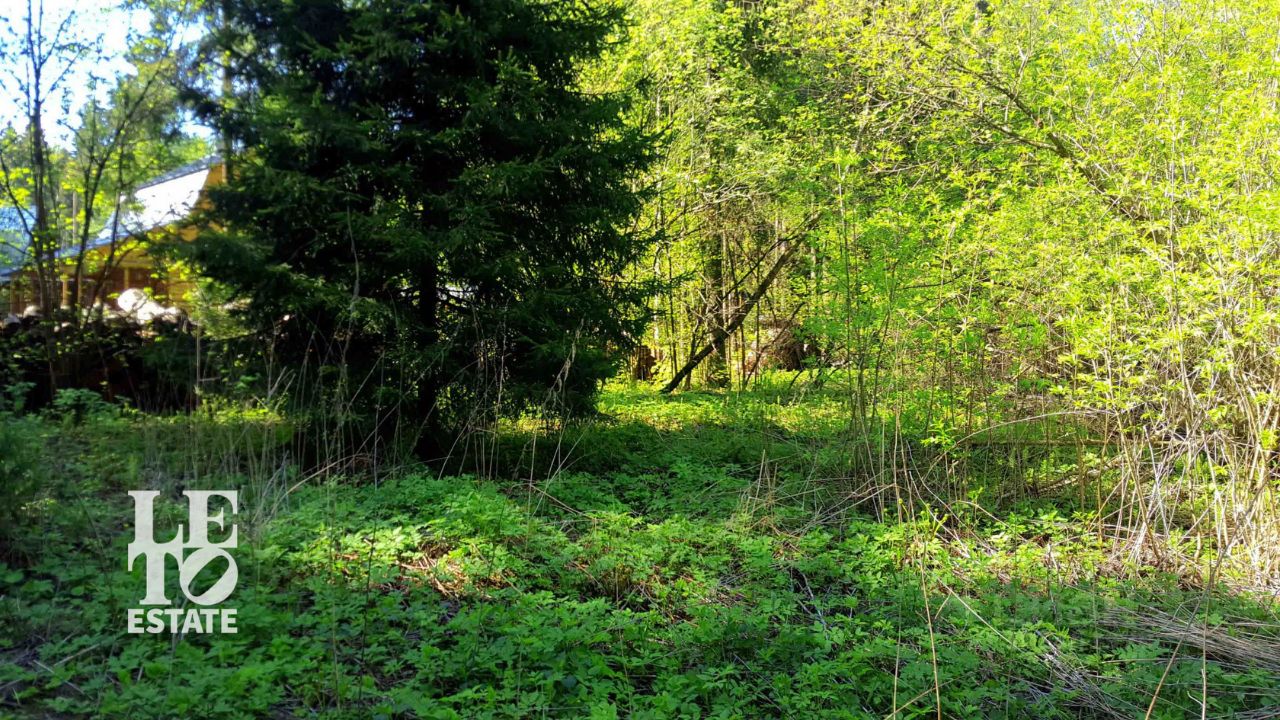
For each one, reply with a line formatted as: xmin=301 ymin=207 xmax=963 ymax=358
xmin=2 ymin=382 xmax=1280 ymax=718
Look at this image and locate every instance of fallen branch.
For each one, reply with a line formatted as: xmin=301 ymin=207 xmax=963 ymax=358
xmin=661 ymin=217 xmax=817 ymax=393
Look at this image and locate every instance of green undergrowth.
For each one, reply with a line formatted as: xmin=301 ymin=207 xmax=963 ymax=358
xmin=2 ymin=387 xmax=1279 ymax=718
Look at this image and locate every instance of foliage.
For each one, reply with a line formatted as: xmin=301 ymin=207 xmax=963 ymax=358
xmin=602 ymin=0 xmax=1280 ymax=580
xmin=0 ymin=413 xmax=40 ymax=545
xmin=3 ymin=390 xmax=1280 ymax=718
xmin=5 ymin=0 xmax=1280 ymax=717
xmin=0 ymin=316 xmax=199 ymax=412
xmin=48 ymin=388 xmax=117 ymax=425
xmin=186 ymin=0 xmax=659 ymax=456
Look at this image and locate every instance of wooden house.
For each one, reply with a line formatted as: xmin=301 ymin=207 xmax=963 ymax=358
xmin=1 ymin=158 xmax=225 ymax=315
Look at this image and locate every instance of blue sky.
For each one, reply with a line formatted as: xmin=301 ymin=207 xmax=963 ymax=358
xmin=0 ymin=0 xmax=154 ymax=145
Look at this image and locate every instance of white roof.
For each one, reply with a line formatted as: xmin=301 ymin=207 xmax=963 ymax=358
xmin=0 ymin=159 xmax=219 ymax=279
xmin=96 ymin=160 xmax=217 ymax=245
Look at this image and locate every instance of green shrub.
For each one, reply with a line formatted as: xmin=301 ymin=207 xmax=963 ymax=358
xmin=0 ymin=413 xmax=41 ymax=539
xmin=48 ymin=388 xmax=116 ymax=425
xmin=0 ymin=381 xmax=34 ymax=414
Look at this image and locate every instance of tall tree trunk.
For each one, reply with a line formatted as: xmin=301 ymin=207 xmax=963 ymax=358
xmin=29 ymin=86 xmax=61 ymax=393
xmin=219 ymin=0 xmax=235 ymax=175
xmin=700 ymin=227 xmax=729 ymax=388
xmin=30 ymin=105 xmax=55 ymax=314
xmin=413 ymin=253 xmax=442 ymax=460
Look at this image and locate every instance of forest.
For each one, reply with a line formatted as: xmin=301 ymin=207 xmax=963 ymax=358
xmin=2 ymin=0 xmax=1280 ymax=717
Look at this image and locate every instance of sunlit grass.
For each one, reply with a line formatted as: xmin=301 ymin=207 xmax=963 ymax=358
xmin=2 ymin=386 xmax=1279 ymax=718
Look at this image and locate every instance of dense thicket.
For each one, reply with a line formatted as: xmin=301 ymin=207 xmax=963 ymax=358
xmin=610 ymin=0 xmax=1280 ymax=580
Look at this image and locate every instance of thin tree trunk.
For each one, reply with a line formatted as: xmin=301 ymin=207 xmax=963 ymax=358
xmin=413 ymin=253 xmax=442 ymax=459
xmin=700 ymin=225 xmax=728 ymax=387
xmin=220 ymin=0 xmax=234 ymax=173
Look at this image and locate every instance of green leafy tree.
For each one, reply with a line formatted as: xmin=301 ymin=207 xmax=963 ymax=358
xmin=604 ymin=0 xmax=822 ymax=390
xmin=0 ymin=0 xmax=209 ymax=408
xmin=189 ymin=0 xmax=658 ymax=456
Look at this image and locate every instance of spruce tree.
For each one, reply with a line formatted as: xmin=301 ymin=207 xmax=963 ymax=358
xmin=188 ymin=0 xmax=656 ymax=456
